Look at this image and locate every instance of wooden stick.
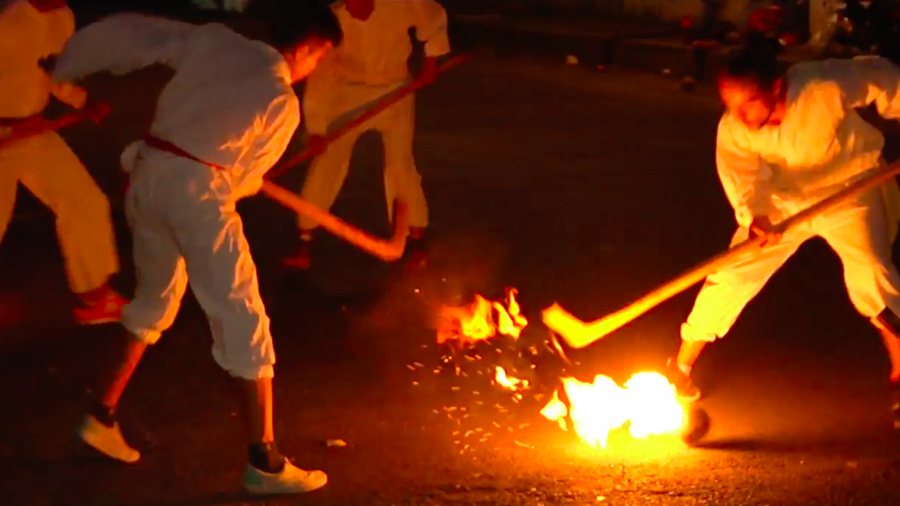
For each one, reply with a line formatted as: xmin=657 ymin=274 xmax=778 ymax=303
xmin=266 ymin=54 xmax=470 ymax=180
xmin=0 ymin=103 xmax=111 ymax=149
xmin=259 ymin=180 xmax=409 ymax=261
xmin=543 ymin=161 xmax=900 ymax=349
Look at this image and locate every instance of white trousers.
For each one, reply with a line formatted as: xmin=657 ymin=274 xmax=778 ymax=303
xmin=682 ymin=190 xmax=900 ymax=342
xmin=298 ymin=83 xmax=429 ymax=231
xmin=0 ymin=131 xmax=118 ymax=294
xmin=121 ymin=147 xmax=274 ymax=379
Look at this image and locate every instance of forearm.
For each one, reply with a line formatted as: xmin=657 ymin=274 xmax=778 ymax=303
xmin=53 ymin=14 xmax=190 ymax=82
xmin=50 ymin=82 xmax=87 ymax=109
xmin=415 ymin=1 xmax=451 ymax=57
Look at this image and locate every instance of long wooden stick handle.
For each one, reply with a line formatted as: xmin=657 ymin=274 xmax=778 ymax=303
xmin=266 ymin=54 xmax=470 ymax=180
xmin=260 ymin=181 xmax=408 ymax=261
xmin=544 ymin=161 xmax=900 ymax=349
xmin=0 ymin=103 xmax=111 ymax=149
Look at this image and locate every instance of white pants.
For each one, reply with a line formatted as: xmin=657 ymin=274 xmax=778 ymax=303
xmin=298 ymin=83 xmax=429 ymax=231
xmin=121 ymin=147 xmax=274 ymax=380
xmin=682 ymin=190 xmax=900 ymax=342
xmin=0 ymin=131 xmax=118 ymax=294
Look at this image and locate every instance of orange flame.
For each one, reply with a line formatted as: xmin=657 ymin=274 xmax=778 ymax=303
xmin=437 ymin=289 xmax=528 ymax=346
xmin=494 ymin=366 xmax=529 ymax=391
xmin=540 ymin=372 xmax=686 ymax=448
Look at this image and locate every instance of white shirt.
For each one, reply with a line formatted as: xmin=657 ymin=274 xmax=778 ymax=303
xmin=323 ymin=0 xmax=450 ymax=85
xmin=716 ymin=57 xmax=900 ymax=227
xmin=0 ymin=0 xmax=74 ymax=117
xmin=301 ymin=0 xmax=449 ymax=134
xmin=52 ymin=14 xmax=300 ymax=199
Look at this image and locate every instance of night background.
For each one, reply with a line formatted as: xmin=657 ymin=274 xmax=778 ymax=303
xmin=2 ymin=0 xmax=900 ymax=505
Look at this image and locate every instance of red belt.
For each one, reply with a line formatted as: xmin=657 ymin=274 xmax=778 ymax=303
xmin=142 ymin=135 xmax=226 ymax=171
xmin=123 ymin=135 xmax=225 ymax=194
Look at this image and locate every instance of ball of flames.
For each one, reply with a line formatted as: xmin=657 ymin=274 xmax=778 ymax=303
xmin=439 ymin=289 xmax=689 ymax=448
xmin=539 ymin=372 xmax=687 ymax=448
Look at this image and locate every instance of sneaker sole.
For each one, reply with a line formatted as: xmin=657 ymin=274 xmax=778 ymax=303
xmin=243 ymin=477 xmax=328 ymax=495
xmin=77 ymin=430 xmax=140 ymax=463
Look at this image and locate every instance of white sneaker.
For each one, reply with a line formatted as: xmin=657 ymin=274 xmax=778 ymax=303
xmin=78 ymin=415 xmax=140 ymax=464
xmin=242 ymin=460 xmax=328 ymax=495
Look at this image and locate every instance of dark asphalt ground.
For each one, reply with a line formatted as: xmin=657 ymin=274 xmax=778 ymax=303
xmin=2 ymin=56 xmax=900 ymax=505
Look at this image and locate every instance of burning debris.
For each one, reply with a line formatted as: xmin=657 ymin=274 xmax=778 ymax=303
xmin=423 ymin=288 xmax=689 ymax=451
xmin=494 ymin=366 xmax=529 ymax=391
xmin=437 ymin=289 xmax=527 ymax=347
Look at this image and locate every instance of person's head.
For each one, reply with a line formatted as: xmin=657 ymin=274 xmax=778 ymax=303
xmin=718 ymin=39 xmax=786 ymax=130
xmin=270 ymin=3 xmax=343 ymax=83
xmin=344 ymin=0 xmax=374 ymax=21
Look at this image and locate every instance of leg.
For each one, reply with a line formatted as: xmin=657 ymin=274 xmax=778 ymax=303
xmin=0 ymin=137 xmax=24 ymax=247
xmin=79 ymin=181 xmax=188 ymax=463
xmin=285 ymin=131 xmax=361 ymax=269
xmin=379 ymin=94 xmax=429 ymax=268
xmin=297 ymin=131 xmax=360 ymax=232
xmin=818 ymin=191 xmax=900 ymax=382
xmin=380 ymin=94 xmax=427 ymax=229
xmin=175 ymin=196 xmax=326 ymax=493
xmin=18 ymin=132 xmax=123 ymax=323
xmin=670 ymin=225 xmax=806 ymax=399
xmin=236 ymin=376 xmax=275 ymax=444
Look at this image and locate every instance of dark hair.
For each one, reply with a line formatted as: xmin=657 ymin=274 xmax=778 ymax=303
xmin=269 ymin=2 xmax=342 ymax=51
xmin=720 ymin=36 xmax=783 ymax=90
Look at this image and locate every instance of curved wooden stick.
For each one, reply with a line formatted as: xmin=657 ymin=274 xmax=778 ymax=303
xmin=266 ymin=54 xmax=471 ymax=180
xmin=544 ymin=161 xmax=900 ymax=349
xmin=260 ymin=181 xmax=409 ymax=261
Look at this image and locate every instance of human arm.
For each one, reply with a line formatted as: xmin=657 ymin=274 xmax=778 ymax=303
xmin=234 ymin=92 xmax=302 ymax=196
xmin=51 ymin=14 xmax=193 ymax=83
xmin=410 ymin=0 xmax=450 ymax=82
xmin=715 ymin=116 xmax=774 ymax=231
xmin=824 ymin=56 xmax=900 ymax=119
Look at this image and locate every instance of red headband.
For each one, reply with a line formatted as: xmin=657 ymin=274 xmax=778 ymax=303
xmin=28 ymin=0 xmax=68 ymax=12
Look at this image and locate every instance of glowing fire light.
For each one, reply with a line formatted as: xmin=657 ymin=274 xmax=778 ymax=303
xmin=494 ymin=366 xmax=529 ymax=391
xmin=435 ymin=288 xmax=686 ymax=449
xmin=540 ymin=372 xmax=686 ymax=448
xmin=437 ymin=289 xmax=528 ymax=346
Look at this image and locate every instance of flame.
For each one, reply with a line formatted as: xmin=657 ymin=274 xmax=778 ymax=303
xmin=494 ymin=366 xmax=529 ymax=391
xmin=437 ymin=289 xmax=528 ymax=346
xmin=540 ymin=372 xmax=686 ymax=448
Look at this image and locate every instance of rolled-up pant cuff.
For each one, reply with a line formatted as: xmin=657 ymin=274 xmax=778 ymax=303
xmin=680 ymin=322 xmax=719 ymax=343
xmin=120 ymin=320 xmax=162 ymax=346
xmin=220 ymin=363 xmax=275 ymax=380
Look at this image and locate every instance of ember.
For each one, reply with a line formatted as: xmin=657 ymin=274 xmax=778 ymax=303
xmin=494 ymin=366 xmax=529 ymax=391
xmin=432 ymin=288 xmax=688 ymax=450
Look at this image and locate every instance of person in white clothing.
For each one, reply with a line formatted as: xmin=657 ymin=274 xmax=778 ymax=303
xmin=283 ymin=0 xmax=450 ymax=271
xmin=665 ymin=41 xmax=900 ymax=428
xmin=51 ymin=5 xmax=343 ymax=493
xmin=0 ymin=0 xmax=125 ymax=324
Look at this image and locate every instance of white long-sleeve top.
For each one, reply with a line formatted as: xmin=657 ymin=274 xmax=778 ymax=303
xmin=0 ymin=0 xmax=76 ymax=117
xmin=302 ymin=0 xmax=449 ymax=134
xmin=52 ymin=14 xmax=300 ymax=199
xmin=716 ymin=56 xmax=900 ymax=227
